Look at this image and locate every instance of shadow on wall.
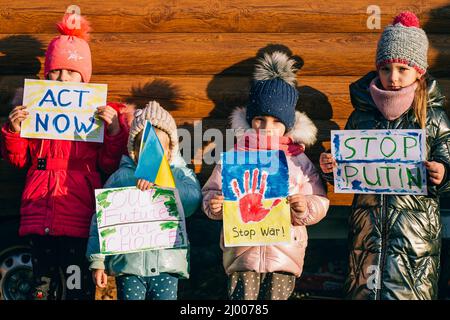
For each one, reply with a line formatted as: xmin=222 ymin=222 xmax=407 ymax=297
xmin=0 ymin=36 xmax=44 ymax=218
xmin=426 ymin=3 xmax=450 ymax=300
xmin=427 ymin=6 xmax=450 ymax=80
xmin=0 ymin=35 xmax=45 ymax=117
xmin=124 ymin=78 xmax=183 ymax=113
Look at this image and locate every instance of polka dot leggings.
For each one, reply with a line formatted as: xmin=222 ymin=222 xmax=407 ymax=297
xmin=116 ymin=273 xmax=178 ymax=300
xmin=228 ymin=271 xmax=296 ymax=300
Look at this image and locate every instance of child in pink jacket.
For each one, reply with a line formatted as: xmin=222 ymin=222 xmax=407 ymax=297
xmin=202 ymin=52 xmax=330 ymax=300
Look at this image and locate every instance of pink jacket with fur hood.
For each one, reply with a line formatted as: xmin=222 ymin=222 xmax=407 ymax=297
xmin=202 ymin=107 xmax=330 ymax=277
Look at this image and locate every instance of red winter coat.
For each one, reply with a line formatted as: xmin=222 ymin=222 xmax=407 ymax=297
xmin=0 ymin=103 xmax=130 ymax=238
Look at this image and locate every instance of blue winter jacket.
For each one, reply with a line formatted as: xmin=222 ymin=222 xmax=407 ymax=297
xmin=86 ymin=153 xmax=202 ymax=279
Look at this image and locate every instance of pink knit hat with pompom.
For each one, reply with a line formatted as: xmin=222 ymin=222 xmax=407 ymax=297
xmin=44 ymin=13 xmax=92 ymax=82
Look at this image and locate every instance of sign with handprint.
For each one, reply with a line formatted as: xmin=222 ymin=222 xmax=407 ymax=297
xmin=94 ymin=186 xmax=188 ymax=255
xmin=221 ymin=150 xmax=291 ymax=247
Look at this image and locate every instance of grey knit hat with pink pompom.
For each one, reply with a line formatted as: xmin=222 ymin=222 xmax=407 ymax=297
xmin=376 ymin=11 xmax=429 ymax=75
xmin=127 ymin=100 xmax=178 ymax=162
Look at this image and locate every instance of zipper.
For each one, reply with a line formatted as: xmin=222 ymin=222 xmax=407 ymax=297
xmin=376 ymin=194 xmax=388 ymax=300
xmin=49 ymin=139 xmax=57 ymax=235
xmin=38 ymin=139 xmax=53 ymax=234
xmin=375 ymin=119 xmax=391 ymax=300
xmin=260 ymin=245 xmax=265 ymax=273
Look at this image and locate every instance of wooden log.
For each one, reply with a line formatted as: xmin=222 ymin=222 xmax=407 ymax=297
xmin=2 ymin=74 xmax=448 ymax=120
xmin=0 ymin=115 xmax=346 ymax=165
xmin=0 ymin=33 xmax=449 ymax=76
xmin=0 ymin=74 xmax=356 ymax=118
xmin=0 ymin=0 xmax=449 ymax=33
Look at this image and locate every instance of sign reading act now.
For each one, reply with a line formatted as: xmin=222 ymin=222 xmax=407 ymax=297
xmin=331 ymin=129 xmax=427 ymax=195
xmin=20 ymin=79 xmax=107 ymax=142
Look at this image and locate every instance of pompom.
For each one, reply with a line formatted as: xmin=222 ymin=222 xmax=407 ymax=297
xmin=393 ymin=11 xmax=420 ymax=28
xmin=253 ymin=51 xmax=298 ymax=87
xmin=56 ymin=13 xmax=91 ymax=41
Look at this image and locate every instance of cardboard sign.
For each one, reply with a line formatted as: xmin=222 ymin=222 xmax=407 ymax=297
xmin=221 ymin=150 xmax=291 ymax=247
xmin=20 ymin=79 xmax=106 ymax=142
xmin=95 ymin=186 xmax=188 ymax=255
xmin=331 ymin=129 xmax=427 ymax=194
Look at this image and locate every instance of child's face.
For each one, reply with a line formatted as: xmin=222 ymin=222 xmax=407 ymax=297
xmin=133 ymin=128 xmax=171 ymax=163
xmin=251 ymin=115 xmax=286 ymax=136
xmin=48 ymin=69 xmax=82 ymax=82
xmin=378 ymin=63 xmax=421 ymax=91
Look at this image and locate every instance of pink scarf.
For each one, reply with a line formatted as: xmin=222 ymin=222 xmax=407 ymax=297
xmin=234 ymin=132 xmax=305 ymax=156
xmin=369 ymin=77 xmax=417 ymax=121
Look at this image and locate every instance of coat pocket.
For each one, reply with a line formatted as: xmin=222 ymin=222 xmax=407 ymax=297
xmin=393 ymin=208 xmax=440 ymax=255
xmin=291 ymin=226 xmax=307 ymax=248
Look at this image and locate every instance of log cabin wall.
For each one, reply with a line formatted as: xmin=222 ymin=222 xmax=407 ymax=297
xmin=1 ymin=1 xmax=449 ymax=217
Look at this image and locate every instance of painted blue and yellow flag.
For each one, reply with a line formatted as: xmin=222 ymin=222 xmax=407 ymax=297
xmin=135 ymin=121 xmax=175 ymax=188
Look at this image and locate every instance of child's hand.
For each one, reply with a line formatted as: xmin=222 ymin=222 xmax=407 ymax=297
xmin=97 ymin=105 xmax=120 ymax=136
xmin=92 ymin=269 xmax=108 ymax=288
xmin=425 ymin=161 xmax=446 ymax=186
xmin=137 ymin=179 xmax=154 ymax=191
xmin=8 ymin=106 xmax=29 ymax=133
xmin=288 ymin=194 xmax=308 ymax=220
xmin=210 ymin=194 xmax=224 ymax=215
xmin=319 ymin=152 xmax=336 ymax=173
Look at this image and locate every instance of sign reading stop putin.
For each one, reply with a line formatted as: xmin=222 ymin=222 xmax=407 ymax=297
xmin=331 ymin=129 xmax=427 ymax=195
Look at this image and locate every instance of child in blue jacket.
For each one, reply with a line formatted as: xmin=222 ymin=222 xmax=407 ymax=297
xmin=86 ymin=101 xmax=202 ymax=300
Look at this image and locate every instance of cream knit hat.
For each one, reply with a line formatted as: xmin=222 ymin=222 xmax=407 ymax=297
xmin=127 ymin=100 xmax=178 ymax=162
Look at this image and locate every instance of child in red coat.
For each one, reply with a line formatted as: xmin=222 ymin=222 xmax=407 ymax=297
xmin=1 ymin=13 xmax=129 ymax=300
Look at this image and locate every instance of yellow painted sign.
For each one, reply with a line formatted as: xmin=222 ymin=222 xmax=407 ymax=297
xmin=21 ymin=79 xmax=107 ymax=142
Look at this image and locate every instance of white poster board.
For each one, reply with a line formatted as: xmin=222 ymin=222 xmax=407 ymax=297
xmin=331 ymin=129 xmax=427 ymax=194
xmin=95 ymin=186 xmax=188 ymax=255
xmin=21 ymin=79 xmax=106 ymax=142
